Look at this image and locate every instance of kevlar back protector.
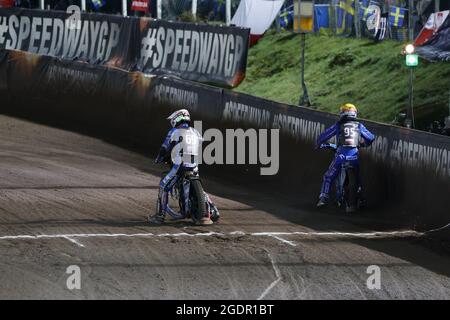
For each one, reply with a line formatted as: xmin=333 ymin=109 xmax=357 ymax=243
xmin=338 ymin=121 xmax=361 ymax=147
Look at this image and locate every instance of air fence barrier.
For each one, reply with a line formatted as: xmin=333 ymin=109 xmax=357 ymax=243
xmin=1 ymin=48 xmax=449 ymax=232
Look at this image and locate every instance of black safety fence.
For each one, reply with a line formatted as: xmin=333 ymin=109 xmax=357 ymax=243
xmin=0 ymin=8 xmax=250 ymax=87
xmin=0 ymin=48 xmax=449 ymax=230
xmin=1 ymin=0 xmax=240 ymax=22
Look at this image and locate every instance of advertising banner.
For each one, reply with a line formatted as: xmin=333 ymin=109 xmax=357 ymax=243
xmin=0 ymin=8 xmax=250 ymax=87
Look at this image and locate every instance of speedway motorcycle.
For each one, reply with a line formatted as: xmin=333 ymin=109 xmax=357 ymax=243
xmin=319 ymin=143 xmax=367 ymax=212
xmin=157 ymin=161 xmax=220 ymax=224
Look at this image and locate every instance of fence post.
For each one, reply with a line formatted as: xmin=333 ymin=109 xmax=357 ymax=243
xmin=408 ymin=0 xmax=413 ymax=41
xmin=299 ymin=33 xmax=311 ymax=107
xmin=386 ymin=0 xmax=392 ymax=39
xmin=436 ymin=0 xmax=440 ymax=13
xmin=39 ymin=0 xmax=45 ymax=9
xmin=192 ymin=0 xmax=197 ymax=18
xmin=276 ymin=11 xmax=281 ymax=33
xmin=354 ymin=0 xmax=361 ymax=38
xmin=80 ymin=0 xmax=86 ymax=11
xmin=333 ymin=0 xmax=337 ymax=35
xmin=122 ymin=0 xmax=127 ymax=16
xmin=226 ymin=0 xmax=231 ymax=25
xmin=157 ymin=0 xmax=162 ymax=19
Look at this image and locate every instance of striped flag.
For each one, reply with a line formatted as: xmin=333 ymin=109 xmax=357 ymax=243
xmin=375 ymin=12 xmax=388 ymax=41
xmin=361 ymin=0 xmax=380 ymax=21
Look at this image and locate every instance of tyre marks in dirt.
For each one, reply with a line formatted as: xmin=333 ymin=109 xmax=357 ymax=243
xmin=0 ymin=114 xmax=449 ymax=299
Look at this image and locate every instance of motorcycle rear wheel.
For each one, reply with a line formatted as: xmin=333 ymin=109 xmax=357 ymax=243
xmin=189 ymin=179 xmax=211 ymax=225
xmin=346 ymin=168 xmax=358 ymax=210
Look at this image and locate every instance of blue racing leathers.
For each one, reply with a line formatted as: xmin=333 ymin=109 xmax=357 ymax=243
xmin=155 ymin=123 xmax=202 ymax=214
xmin=316 ymin=119 xmax=375 ymax=199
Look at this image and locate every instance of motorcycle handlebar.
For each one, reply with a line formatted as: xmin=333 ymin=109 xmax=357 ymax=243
xmin=318 ymin=142 xmax=370 ymax=151
xmin=319 ymin=143 xmax=337 ymax=150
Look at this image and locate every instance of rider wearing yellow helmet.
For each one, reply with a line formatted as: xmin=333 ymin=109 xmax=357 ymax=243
xmin=316 ymin=103 xmax=375 ymax=212
xmin=339 ymin=103 xmax=358 ymax=119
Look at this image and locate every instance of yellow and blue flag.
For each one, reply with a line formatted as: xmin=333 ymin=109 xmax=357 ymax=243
xmin=337 ymin=0 xmax=355 ymax=33
xmin=339 ymin=0 xmax=355 ymax=16
xmin=279 ymin=9 xmax=294 ymax=30
xmin=389 ymin=6 xmax=406 ymax=27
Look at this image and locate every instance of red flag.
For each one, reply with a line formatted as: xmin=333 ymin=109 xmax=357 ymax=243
xmin=0 ymin=0 xmax=14 ymax=7
xmin=415 ymin=10 xmax=449 ymax=46
xmin=132 ymin=0 xmax=149 ymax=13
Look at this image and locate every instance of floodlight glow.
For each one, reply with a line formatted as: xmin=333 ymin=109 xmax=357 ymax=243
xmin=405 ymin=44 xmax=415 ymax=54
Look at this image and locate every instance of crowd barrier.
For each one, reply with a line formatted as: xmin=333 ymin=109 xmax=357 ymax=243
xmin=0 ymin=8 xmax=250 ymax=87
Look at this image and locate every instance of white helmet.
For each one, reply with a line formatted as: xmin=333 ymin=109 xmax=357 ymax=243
xmin=167 ymin=109 xmax=191 ymax=127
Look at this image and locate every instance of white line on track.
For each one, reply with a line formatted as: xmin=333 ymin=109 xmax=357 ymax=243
xmin=251 ymin=230 xmax=422 ymax=237
xmin=258 ymin=252 xmax=282 ymax=300
xmin=269 ymin=235 xmax=297 ymax=247
xmin=63 ymin=236 xmax=85 ymax=248
xmin=0 ymin=230 xmax=423 ymax=248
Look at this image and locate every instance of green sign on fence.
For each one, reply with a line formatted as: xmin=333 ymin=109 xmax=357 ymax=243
xmin=406 ymin=54 xmax=419 ymax=67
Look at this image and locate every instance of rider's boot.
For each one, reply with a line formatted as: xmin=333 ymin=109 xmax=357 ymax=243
xmin=149 ymin=212 xmax=165 ymax=224
xmin=209 ymin=206 xmax=220 ymax=223
xmin=205 ymin=193 xmax=220 ymax=223
xmin=316 ymin=195 xmax=329 ymax=208
xmin=149 ymin=189 xmax=167 ymax=224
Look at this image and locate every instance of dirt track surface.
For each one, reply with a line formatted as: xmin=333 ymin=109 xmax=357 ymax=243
xmin=0 ymin=114 xmax=449 ymax=300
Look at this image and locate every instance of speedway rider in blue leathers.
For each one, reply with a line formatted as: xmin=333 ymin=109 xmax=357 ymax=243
xmin=149 ymin=109 xmax=207 ymax=224
xmin=316 ymin=103 xmax=375 ymax=212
